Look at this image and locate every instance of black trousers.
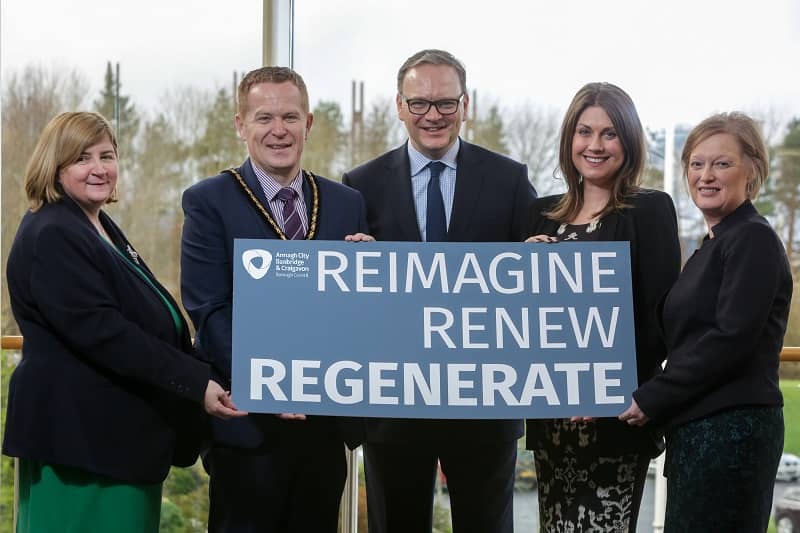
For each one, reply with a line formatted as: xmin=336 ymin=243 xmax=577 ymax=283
xmin=204 ymin=437 xmax=346 ymax=533
xmin=364 ymin=440 xmax=517 ymax=533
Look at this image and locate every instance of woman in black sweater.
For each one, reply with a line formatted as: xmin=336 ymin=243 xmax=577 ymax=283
xmin=620 ymin=112 xmax=793 ymax=532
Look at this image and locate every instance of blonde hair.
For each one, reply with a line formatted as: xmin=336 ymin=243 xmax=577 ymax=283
xmin=24 ymin=111 xmax=118 ymax=211
xmin=681 ymin=112 xmax=769 ymax=199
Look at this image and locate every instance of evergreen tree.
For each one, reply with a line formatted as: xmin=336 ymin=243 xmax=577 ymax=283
xmin=92 ymin=61 xmax=140 ymax=160
xmin=470 ymin=104 xmax=508 ymax=156
xmin=776 ymin=118 xmax=800 ymax=270
xmin=193 ymin=87 xmax=246 ymax=179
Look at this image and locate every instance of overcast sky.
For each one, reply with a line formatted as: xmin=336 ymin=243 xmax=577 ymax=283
xmin=3 ymin=0 xmax=799 ymax=132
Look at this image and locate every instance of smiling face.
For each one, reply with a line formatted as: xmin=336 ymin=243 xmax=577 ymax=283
xmin=397 ymin=63 xmax=468 ymax=160
xmin=687 ymin=132 xmax=751 ymax=228
xmin=235 ymin=81 xmax=313 ymax=185
xmin=58 ymin=135 xmax=117 ymax=217
xmin=570 ymin=105 xmax=625 ymax=189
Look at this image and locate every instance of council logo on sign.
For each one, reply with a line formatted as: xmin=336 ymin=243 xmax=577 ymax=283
xmin=242 ymin=249 xmax=273 ymax=280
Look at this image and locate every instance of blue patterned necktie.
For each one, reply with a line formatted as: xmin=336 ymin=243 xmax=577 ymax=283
xmin=276 ymin=187 xmax=305 ymax=240
xmin=426 ymin=161 xmax=447 ymax=242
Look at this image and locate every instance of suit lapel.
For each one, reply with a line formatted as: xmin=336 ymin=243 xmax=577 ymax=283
xmin=241 ymin=160 xmax=273 ymax=214
xmin=596 ymin=209 xmax=619 ymax=240
xmin=386 ymin=145 xmax=422 ymax=241
xmin=239 ymin=160 xmax=283 ymax=238
xmin=448 ymin=141 xmax=485 ymax=240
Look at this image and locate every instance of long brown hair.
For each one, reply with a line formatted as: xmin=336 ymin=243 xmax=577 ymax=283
xmin=547 ymin=82 xmax=646 ymax=222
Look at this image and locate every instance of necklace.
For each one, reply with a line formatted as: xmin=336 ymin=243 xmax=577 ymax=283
xmin=225 ymin=167 xmax=319 ymax=240
xmin=557 ymin=217 xmax=601 ymax=236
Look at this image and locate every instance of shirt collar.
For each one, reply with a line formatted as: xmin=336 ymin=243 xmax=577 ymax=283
xmin=407 ymin=138 xmax=460 ymax=177
xmin=250 ymin=160 xmax=304 ymax=200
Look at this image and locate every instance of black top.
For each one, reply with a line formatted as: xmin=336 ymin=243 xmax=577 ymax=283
xmin=3 ymin=196 xmax=211 ymax=484
xmin=525 ymin=189 xmax=681 ymax=456
xmin=633 ymin=200 xmax=793 ymax=428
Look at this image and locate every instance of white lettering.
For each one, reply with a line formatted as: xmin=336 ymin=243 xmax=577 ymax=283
xmin=539 ymin=307 xmax=566 ymax=348
xmin=482 ymin=364 xmax=519 ymax=406
xmin=423 ymin=307 xmax=456 ymax=349
xmin=403 ymin=363 xmax=441 ymax=405
xmin=594 ymin=362 xmax=624 ymax=404
xmin=324 ymin=361 xmax=363 ymax=404
xmin=369 ymin=362 xmax=399 ymax=405
xmin=250 ymin=358 xmax=287 ymax=401
xmin=448 ymin=364 xmax=477 ymax=406
xmin=592 ymin=252 xmax=619 ymax=293
xmin=356 ymin=251 xmax=382 ymax=293
xmin=291 ymin=360 xmax=321 ymax=402
xmin=318 ymin=251 xmax=349 ymax=291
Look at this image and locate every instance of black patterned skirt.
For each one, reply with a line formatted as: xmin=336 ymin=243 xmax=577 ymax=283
xmin=528 ymin=419 xmax=650 ymax=533
xmin=664 ymin=406 xmax=783 ymax=533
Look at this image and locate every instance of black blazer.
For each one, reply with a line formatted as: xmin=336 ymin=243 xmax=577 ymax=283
xmin=633 ymin=200 xmax=792 ymax=428
xmin=3 ymin=196 xmax=210 ymax=484
xmin=180 ymin=160 xmax=369 ymax=449
xmin=525 ymin=190 xmax=681 ymax=456
xmin=342 ymin=140 xmax=536 ymax=444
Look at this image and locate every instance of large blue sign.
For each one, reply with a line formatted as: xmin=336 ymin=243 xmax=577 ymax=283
xmin=231 ymin=240 xmax=636 ymax=419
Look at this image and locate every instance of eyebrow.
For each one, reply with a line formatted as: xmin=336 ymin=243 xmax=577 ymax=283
xmin=576 ymin=122 xmax=615 ymax=131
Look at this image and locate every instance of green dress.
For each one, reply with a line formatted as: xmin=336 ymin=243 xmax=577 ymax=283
xmin=16 ymin=459 xmax=162 ymax=533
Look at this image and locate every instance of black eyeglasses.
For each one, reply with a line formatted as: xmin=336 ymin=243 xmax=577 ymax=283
xmin=401 ymin=94 xmax=464 ymax=116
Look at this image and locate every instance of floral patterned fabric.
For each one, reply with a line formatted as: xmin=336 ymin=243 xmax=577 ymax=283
xmin=664 ymin=406 xmax=783 ymax=532
xmin=529 ymin=418 xmax=650 ymax=533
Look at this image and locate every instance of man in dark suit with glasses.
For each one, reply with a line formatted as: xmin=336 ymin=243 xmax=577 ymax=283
xmin=343 ymin=49 xmax=537 ymax=533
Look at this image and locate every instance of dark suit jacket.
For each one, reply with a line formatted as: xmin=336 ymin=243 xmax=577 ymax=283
xmin=3 ymin=196 xmax=210 ymax=484
xmin=342 ymin=140 xmax=536 ymax=444
xmin=525 ymin=190 xmax=681 ymax=455
xmin=633 ymin=200 xmax=792 ymax=429
xmin=181 ymin=159 xmax=369 ymax=449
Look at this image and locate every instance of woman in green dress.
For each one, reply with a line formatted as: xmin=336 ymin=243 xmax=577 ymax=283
xmin=3 ymin=111 xmax=245 ymax=532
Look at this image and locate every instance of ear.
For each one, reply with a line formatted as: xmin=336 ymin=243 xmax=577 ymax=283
xmin=306 ymin=112 xmax=314 ymax=135
xmin=461 ymin=92 xmax=470 ymax=122
xmin=396 ymin=93 xmax=404 ymax=116
xmin=234 ymin=114 xmax=245 ymax=141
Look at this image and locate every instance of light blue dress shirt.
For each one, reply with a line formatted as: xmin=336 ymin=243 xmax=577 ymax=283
xmin=407 ymin=139 xmax=459 ymax=241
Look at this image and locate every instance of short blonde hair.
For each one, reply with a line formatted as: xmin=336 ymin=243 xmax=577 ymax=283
xmin=25 ymin=111 xmax=118 ymax=211
xmin=681 ymin=112 xmax=769 ymax=199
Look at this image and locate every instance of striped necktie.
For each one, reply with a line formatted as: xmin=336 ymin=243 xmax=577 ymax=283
xmin=276 ymin=187 xmax=305 ymax=240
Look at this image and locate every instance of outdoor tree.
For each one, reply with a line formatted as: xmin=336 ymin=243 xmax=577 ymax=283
xmin=506 ymin=104 xmax=560 ymax=194
xmin=304 ymin=100 xmax=346 ymax=179
xmin=193 ymin=87 xmax=246 ymax=180
xmin=469 ymin=103 xmax=509 ymax=156
xmin=109 ymin=113 xmax=189 ymax=295
xmin=775 ymin=118 xmax=800 ymax=270
xmin=350 ymin=99 xmax=399 ymax=169
xmin=1 ymin=65 xmax=89 ymax=336
xmin=93 ymin=61 xmax=141 ymax=161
